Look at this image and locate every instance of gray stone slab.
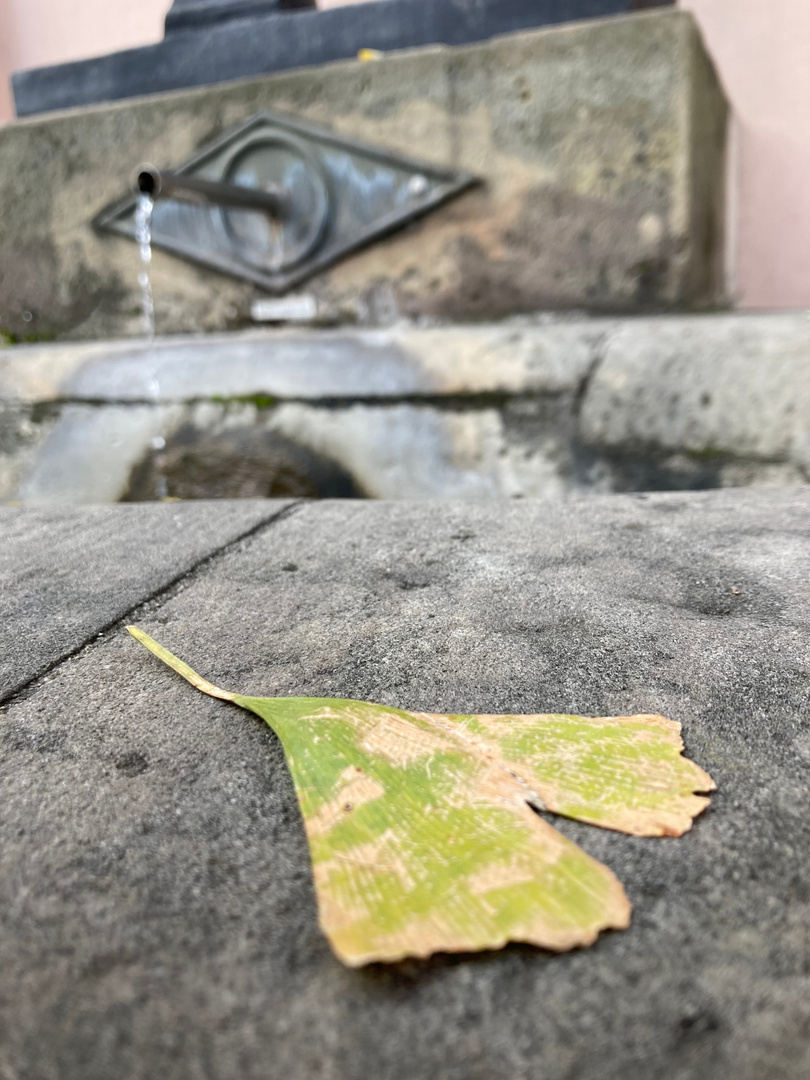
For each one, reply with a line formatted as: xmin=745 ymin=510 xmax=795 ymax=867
xmin=13 ymin=1 xmax=662 ymax=117
xmin=1 ymin=488 xmax=808 ymax=1079
xmin=3 ymin=315 xmax=808 ymax=504
xmin=0 ymin=499 xmax=294 ymax=701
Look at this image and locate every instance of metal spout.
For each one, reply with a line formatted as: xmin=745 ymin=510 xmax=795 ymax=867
xmin=135 ymin=164 xmax=287 ymax=218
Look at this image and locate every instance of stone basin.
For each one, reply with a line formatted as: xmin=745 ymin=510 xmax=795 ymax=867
xmin=1 ymin=313 xmax=808 ymax=504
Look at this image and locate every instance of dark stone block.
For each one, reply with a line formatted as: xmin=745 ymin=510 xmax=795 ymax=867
xmin=165 ymin=0 xmax=315 ymax=36
xmin=12 ymin=0 xmax=673 ymax=118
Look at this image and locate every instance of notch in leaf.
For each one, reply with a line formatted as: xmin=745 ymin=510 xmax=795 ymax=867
xmin=128 ymin=625 xmax=715 ymax=966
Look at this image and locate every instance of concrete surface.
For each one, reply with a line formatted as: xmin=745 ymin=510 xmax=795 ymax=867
xmin=0 ymin=488 xmax=808 ymax=1080
xmin=0 ymin=10 xmax=727 ymax=341
xmin=1 ymin=314 xmax=807 ymax=503
xmin=0 ymin=500 xmax=294 ymax=701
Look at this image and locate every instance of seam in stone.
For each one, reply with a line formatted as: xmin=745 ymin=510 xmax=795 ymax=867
xmin=0 ymin=499 xmax=305 ymax=710
xmin=572 ymin=328 xmax=613 ymax=423
xmin=7 ymin=391 xmax=573 ymax=412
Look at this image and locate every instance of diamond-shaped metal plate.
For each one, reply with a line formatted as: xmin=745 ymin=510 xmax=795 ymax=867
xmin=95 ymin=111 xmax=478 ymax=294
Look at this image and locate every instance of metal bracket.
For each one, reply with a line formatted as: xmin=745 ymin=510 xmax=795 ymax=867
xmin=94 ymin=111 xmax=478 ymax=294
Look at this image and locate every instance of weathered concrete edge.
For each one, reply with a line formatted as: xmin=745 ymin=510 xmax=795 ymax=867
xmin=0 ymin=500 xmax=302 ymax=708
xmin=579 ymin=312 xmax=810 ymax=466
xmin=4 ymin=314 xmax=807 ymax=500
xmin=2 ymin=312 xmax=806 ymax=406
xmin=1 ymin=314 xmax=807 ymax=453
xmin=0 ymin=321 xmax=613 ymax=403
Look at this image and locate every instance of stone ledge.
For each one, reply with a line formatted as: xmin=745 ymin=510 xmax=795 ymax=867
xmin=579 ymin=313 xmax=810 ymax=467
xmin=0 ymin=322 xmax=604 ymax=404
xmin=1 ymin=314 xmax=807 ymax=504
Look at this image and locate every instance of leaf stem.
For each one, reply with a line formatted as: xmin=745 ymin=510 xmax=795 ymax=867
xmin=127 ymin=626 xmax=238 ymax=702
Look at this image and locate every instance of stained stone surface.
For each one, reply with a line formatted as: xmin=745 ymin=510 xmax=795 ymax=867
xmin=0 ymin=323 xmax=600 ymax=403
xmin=580 ymin=313 xmax=810 ymax=466
xmin=1 ymin=488 xmax=808 ymax=1080
xmin=0 ymin=11 xmax=726 ymax=341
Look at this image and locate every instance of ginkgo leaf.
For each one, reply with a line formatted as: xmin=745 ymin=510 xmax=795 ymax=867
xmin=428 ymin=711 xmax=716 ymax=838
xmin=127 ymin=626 xmax=715 ymax=967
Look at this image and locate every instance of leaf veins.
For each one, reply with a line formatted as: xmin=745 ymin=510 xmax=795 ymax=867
xmin=128 ymin=626 xmax=715 ymax=966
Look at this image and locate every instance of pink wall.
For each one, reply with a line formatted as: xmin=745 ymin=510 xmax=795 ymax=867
xmin=680 ymin=0 xmax=810 ymax=308
xmin=0 ymin=0 xmax=808 ymax=309
xmin=0 ymin=0 xmax=167 ymax=122
xmin=0 ymin=2 xmax=15 ymax=123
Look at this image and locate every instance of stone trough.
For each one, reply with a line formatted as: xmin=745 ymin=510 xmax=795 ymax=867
xmin=1 ymin=8 xmax=754 ymax=509
xmin=1 ymin=313 xmax=808 ymax=504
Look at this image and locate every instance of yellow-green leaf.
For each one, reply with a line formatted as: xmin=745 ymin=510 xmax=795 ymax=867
xmin=430 ymin=711 xmax=715 ymax=837
xmin=127 ymin=626 xmax=714 ymax=966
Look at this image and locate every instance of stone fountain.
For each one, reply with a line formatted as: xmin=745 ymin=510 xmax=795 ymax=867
xmin=0 ymin=3 xmax=807 ymax=504
xmin=1 ymin=9 xmax=809 ymax=1080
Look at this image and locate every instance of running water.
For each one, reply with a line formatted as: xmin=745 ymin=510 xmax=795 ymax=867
xmin=134 ymin=193 xmax=167 ymax=497
xmin=135 ymin=194 xmax=156 ymax=344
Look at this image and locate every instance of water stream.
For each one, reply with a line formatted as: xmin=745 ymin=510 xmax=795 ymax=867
xmin=135 ymin=194 xmax=155 ymax=345
xmin=134 ymin=193 xmax=167 ymax=498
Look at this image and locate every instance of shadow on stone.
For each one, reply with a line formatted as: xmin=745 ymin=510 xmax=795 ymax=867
xmin=122 ymin=425 xmax=364 ymax=501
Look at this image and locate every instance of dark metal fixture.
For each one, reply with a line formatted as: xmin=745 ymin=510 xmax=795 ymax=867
xmin=97 ymin=111 xmax=478 ymax=294
xmin=135 ymin=164 xmax=287 ymax=218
